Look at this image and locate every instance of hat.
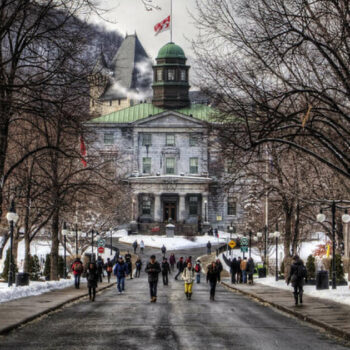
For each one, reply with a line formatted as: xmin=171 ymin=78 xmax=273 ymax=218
xmin=150 ymin=255 xmax=156 ymax=259
xmin=119 ymin=255 xmax=123 ymax=259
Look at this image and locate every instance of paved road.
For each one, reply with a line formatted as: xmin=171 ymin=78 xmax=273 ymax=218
xmin=0 ymin=248 xmax=349 ymax=350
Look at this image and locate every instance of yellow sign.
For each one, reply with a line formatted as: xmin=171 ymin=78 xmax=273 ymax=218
xmin=228 ymin=240 xmax=236 ymax=249
xmin=216 ymin=216 xmax=222 ymax=221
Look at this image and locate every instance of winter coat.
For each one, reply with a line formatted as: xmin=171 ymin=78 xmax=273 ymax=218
xmin=145 ymin=261 xmax=161 ymax=282
xmin=207 ymin=242 xmax=212 ymax=249
xmin=133 ymin=241 xmax=138 ymax=248
xmin=161 ymin=246 xmax=166 ymax=254
xmin=177 ymin=260 xmax=185 ymax=272
xmin=237 ymin=258 xmax=242 ymax=272
xmin=71 ymin=260 xmax=83 ymax=276
xmin=114 ymin=262 xmax=129 ymax=278
xmin=86 ymin=266 xmax=99 ymax=288
xmin=240 ymin=260 xmax=248 ymax=272
xmin=169 ymin=255 xmax=176 ymax=265
xmin=125 ymin=253 xmax=132 ymax=263
xmin=182 ymin=267 xmax=196 ymax=284
xmin=135 ymin=259 xmax=143 ymax=270
xmin=105 ymin=261 xmax=113 ymax=273
xmin=247 ymin=259 xmax=255 ymax=274
xmin=194 ymin=263 xmax=201 ymax=274
xmin=207 ymin=265 xmax=219 ymax=283
xmin=96 ymin=258 xmax=104 ymax=273
xmin=230 ymin=259 xmax=240 ymax=274
xmin=216 ymin=261 xmax=223 ymax=273
xmin=161 ymin=261 xmax=171 ymax=275
xmin=140 ymin=241 xmax=145 ymax=248
xmin=288 ymin=259 xmax=307 ymax=287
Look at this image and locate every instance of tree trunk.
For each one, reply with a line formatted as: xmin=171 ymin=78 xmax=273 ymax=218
xmin=50 ymin=207 xmax=60 ymax=280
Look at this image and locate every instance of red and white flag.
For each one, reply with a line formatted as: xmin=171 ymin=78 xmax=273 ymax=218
xmin=154 ymin=15 xmax=171 ymax=36
xmin=80 ymin=136 xmax=87 ymax=167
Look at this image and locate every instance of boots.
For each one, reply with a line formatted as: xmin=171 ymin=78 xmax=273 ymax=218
xmin=294 ymin=293 xmax=298 ymax=306
xmin=186 ymin=292 xmax=189 ymax=300
xmin=188 ymin=293 xmax=192 ymax=300
xmin=299 ymin=293 xmax=303 ymax=305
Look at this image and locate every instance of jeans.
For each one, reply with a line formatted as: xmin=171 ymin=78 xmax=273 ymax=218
xmin=207 ymin=248 xmax=211 ymax=255
xmin=242 ymin=271 xmax=247 ymax=284
xmin=117 ymin=277 xmax=125 ymax=293
xmin=209 ymin=280 xmax=217 ymax=298
xmin=149 ymin=281 xmax=158 ymax=298
xmin=162 ymin=273 xmax=168 ymax=285
xmin=135 ymin=268 xmax=141 ymax=278
xmin=196 ymin=273 xmax=201 ymax=283
xmin=88 ymin=287 xmax=96 ymax=300
xmin=74 ymin=274 xmax=81 ymax=288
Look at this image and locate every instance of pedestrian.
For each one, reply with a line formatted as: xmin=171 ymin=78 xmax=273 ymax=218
xmin=194 ymin=259 xmax=202 ymax=283
xmin=247 ymin=257 xmax=255 ymax=285
xmin=207 ymin=261 xmax=219 ymax=301
xmin=96 ymin=256 xmax=104 ymax=283
xmin=125 ymin=250 xmax=133 ymax=279
xmin=132 ymin=240 xmax=138 ymax=254
xmin=140 ymin=240 xmax=145 ymax=254
xmin=145 ymin=255 xmax=161 ymax=302
xmin=208 ymin=227 xmax=213 ymax=236
xmin=215 ymin=259 xmax=223 ymax=282
xmin=240 ymin=257 xmax=248 ymax=284
xmin=230 ymin=257 xmax=240 ymax=284
xmin=135 ymin=257 xmax=142 ymax=278
xmin=169 ymin=253 xmax=176 ymax=271
xmin=161 ymin=257 xmax=171 ymax=285
xmin=161 ymin=245 xmax=167 ymax=257
xmin=105 ymin=258 xmax=113 ymax=283
xmin=287 ymin=255 xmax=307 ymax=306
xmin=182 ymin=262 xmax=195 ymax=300
xmin=214 ymin=228 xmax=219 ymax=238
xmin=175 ymin=257 xmax=185 ymax=280
xmin=237 ymin=257 xmax=242 ymax=283
xmin=71 ymin=257 xmax=83 ymax=289
xmin=86 ymin=261 xmax=99 ymax=302
xmin=207 ymin=241 xmax=212 ymax=255
xmin=114 ymin=256 xmax=128 ymax=294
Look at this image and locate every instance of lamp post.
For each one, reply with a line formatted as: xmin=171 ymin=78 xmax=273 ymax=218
xmin=316 ymin=201 xmax=350 ymax=289
xmin=91 ymin=229 xmax=94 ymax=262
xmin=62 ymin=222 xmax=68 ymax=279
xmin=6 ymin=200 xmax=19 ymax=287
xmin=249 ymin=230 xmax=252 ymax=259
xmin=110 ymin=228 xmax=113 ymax=256
xmin=75 ymin=224 xmax=79 ymax=256
xmin=273 ymin=228 xmax=281 ymax=281
xmin=204 ymin=200 xmax=208 ymax=222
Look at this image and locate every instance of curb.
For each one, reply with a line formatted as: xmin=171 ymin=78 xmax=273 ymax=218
xmin=0 ymin=283 xmax=115 ymax=335
xmin=221 ymin=281 xmax=350 ymax=341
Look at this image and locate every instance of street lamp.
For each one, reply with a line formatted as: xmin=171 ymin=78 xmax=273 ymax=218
xmin=110 ymin=228 xmax=113 ymax=256
xmin=249 ymin=230 xmax=252 ymax=259
xmin=91 ymin=229 xmax=95 ymax=262
xmin=6 ymin=200 xmax=19 ymax=287
xmin=62 ymin=222 xmax=68 ymax=279
xmin=273 ymin=228 xmax=281 ymax=281
xmin=204 ymin=200 xmax=208 ymax=222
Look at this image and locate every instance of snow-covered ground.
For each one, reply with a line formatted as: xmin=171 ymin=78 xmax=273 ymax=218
xmin=257 ymin=276 xmax=350 ymax=306
xmin=0 ymin=279 xmax=79 ymax=304
xmin=120 ymin=234 xmax=226 ymax=250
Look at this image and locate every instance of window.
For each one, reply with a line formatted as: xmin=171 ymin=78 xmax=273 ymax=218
xmin=189 ymin=158 xmax=198 ymax=174
xmin=189 ymin=133 xmax=199 ymax=147
xmin=142 ymin=198 xmax=151 ymax=215
xmin=103 ymin=132 xmax=114 ymax=145
xmin=227 ymin=198 xmax=237 ymax=216
xmin=157 ymin=69 xmax=163 ymax=81
xmin=166 ymin=133 xmax=175 ymax=146
xmin=180 ymin=69 xmax=187 ymax=81
xmin=189 ymin=196 xmax=198 ymax=215
xmin=167 ymin=69 xmax=175 ymax=81
xmin=142 ymin=133 xmax=152 ymax=146
xmin=166 ymin=157 xmax=175 ymax=174
xmin=143 ymin=157 xmax=151 ymax=174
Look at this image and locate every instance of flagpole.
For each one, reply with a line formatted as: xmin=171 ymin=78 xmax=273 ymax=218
xmin=170 ymin=0 xmax=173 ymax=42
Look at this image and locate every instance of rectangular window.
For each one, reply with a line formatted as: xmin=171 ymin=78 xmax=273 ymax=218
xmin=166 ymin=157 xmax=175 ymax=174
xmin=180 ymin=70 xmax=187 ymax=81
xmin=167 ymin=69 xmax=175 ymax=81
xmin=103 ymin=132 xmax=114 ymax=145
xmin=142 ymin=133 xmax=152 ymax=146
xmin=166 ymin=133 xmax=175 ymax=146
xmin=143 ymin=157 xmax=151 ymax=174
xmin=227 ymin=199 xmax=237 ymax=216
xmin=189 ymin=158 xmax=199 ymax=174
xmin=142 ymin=198 xmax=151 ymax=215
xmin=189 ymin=133 xmax=199 ymax=147
xmin=157 ymin=69 xmax=163 ymax=81
xmin=189 ymin=196 xmax=198 ymax=215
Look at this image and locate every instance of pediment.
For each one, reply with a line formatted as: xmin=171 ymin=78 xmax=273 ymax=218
xmin=132 ymin=111 xmax=205 ymax=128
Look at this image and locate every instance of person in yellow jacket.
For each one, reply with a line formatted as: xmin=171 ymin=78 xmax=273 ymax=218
xmin=182 ymin=262 xmax=196 ymax=300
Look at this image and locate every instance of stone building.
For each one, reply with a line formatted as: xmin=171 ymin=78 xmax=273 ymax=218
xmin=87 ymin=42 xmax=244 ymax=234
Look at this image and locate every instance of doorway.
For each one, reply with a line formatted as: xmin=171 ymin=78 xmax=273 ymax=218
xmin=163 ymin=202 xmax=177 ymax=222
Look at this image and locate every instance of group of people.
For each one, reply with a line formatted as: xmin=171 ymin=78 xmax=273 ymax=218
xmin=229 ymin=257 xmax=255 ymax=284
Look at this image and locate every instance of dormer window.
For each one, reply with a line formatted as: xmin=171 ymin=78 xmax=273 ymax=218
xmin=180 ymin=70 xmax=187 ymax=81
xmin=167 ymin=69 xmax=175 ymax=81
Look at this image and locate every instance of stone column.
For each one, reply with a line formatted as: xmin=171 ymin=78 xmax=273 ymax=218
xmin=154 ymin=194 xmax=162 ymax=222
xmin=179 ymin=194 xmax=186 ymax=222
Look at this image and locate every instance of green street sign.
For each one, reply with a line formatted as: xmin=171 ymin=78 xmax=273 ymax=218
xmin=240 ymin=237 xmax=249 ymax=246
xmin=240 ymin=246 xmax=248 ymax=253
xmin=97 ymin=239 xmax=106 ymax=247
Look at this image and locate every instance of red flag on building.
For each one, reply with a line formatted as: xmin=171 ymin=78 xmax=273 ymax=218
xmin=154 ymin=15 xmax=171 ymax=36
xmin=80 ymin=136 xmax=87 ymax=167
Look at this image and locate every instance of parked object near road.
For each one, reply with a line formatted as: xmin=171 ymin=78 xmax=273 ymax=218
xmin=145 ymin=255 xmax=161 ymax=302
xmin=316 ymin=270 xmax=329 ymax=290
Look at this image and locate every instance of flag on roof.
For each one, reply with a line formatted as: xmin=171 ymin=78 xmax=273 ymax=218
xmin=154 ymin=15 xmax=171 ymax=36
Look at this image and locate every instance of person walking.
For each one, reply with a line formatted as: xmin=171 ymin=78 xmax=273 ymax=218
xmin=145 ymin=255 xmax=161 ymax=302
xmin=207 ymin=241 xmax=212 ymax=255
xmin=140 ymin=240 xmax=145 ymax=254
xmin=247 ymin=257 xmax=255 ymax=285
xmin=175 ymin=257 xmax=185 ymax=280
xmin=207 ymin=261 xmax=219 ymax=301
xmin=86 ymin=262 xmax=99 ymax=301
xmin=215 ymin=259 xmax=223 ymax=282
xmin=182 ymin=262 xmax=195 ymax=300
xmin=96 ymin=256 xmax=104 ymax=283
xmin=132 ymin=240 xmax=138 ymax=254
xmin=114 ymin=256 xmax=128 ymax=294
xmin=105 ymin=258 xmax=114 ymax=283
xmin=194 ymin=259 xmax=202 ymax=283
xmin=169 ymin=253 xmax=176 ymax=271
xmin=135 ymin=257 xmax=142 ymax=278
xmin=237 ymin=257 xmax=242 ymax=283
xmin=161 ymin=245 xmax=167 ymax=257
xmin=230 ymin=257 xmax=240 ymax=284
xmin=240 ymin=257 xmax=248 ymax=284
xmin=71 ymin=257 xmax=83 ymax=289
xmin=125 ymin=251 xmax=133 ymax=279
xmin=161 ymin=257 xmax=171 ymax=285
xmin=287 ymin=255 xmax=307 ymax=306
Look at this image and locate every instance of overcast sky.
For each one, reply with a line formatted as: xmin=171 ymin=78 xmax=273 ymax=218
xmin=90 ymin=0 xmax=199 ymax=61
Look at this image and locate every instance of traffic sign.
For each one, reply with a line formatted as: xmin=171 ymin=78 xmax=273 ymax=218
xmin=228 ymin=240 xmax=236 ymax=249
xmin=240 ymin=237 xmax=249 ymax=246
xmin=98 ymin=246 xmax=104 ymax=254
xmin=240 ymin=246 xmax=248 ymax=253
xmin=97 ymin=239 xmax=105 ymax=247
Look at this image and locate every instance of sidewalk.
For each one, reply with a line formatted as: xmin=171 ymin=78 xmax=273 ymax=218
xmin=0 ymin=281 xmax=114 ymax=335
xmin=221 ymin=278 xmax=350 ymax=341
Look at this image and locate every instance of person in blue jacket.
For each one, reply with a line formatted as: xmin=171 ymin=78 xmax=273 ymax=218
xmin=114 ymin=256 xmax=129 ymax=294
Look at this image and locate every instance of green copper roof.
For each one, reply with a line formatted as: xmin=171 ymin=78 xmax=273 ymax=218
xmin=88 ymin=103 xmax=213 ymax=124
xmin=157 ymin=42 xmax=186 ymax=59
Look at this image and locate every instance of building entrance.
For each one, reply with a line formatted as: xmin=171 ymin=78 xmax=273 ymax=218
xmin=163 ymin=202 xmax=177 ymax=222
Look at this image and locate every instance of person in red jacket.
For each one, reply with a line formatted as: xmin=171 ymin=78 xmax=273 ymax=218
xmin=71 ymin=257 xmax=84 ymax=289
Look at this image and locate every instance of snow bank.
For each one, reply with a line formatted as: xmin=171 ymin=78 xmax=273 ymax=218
xmin=120 ymin=234 xmax=226 ymax=250
xmin=0 ymin=279 xmax=77 ymax=304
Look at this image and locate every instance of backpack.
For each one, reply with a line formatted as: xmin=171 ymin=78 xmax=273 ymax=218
xmin=106 ymin=266 xmax=113 ymax=272
xmin=74 ymin=262 xmax=83 ymax=272
xmin=297 ymin=264 xmax=307 ymax=279
xmin=195 ymin=264 xmax=201 ymax=273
